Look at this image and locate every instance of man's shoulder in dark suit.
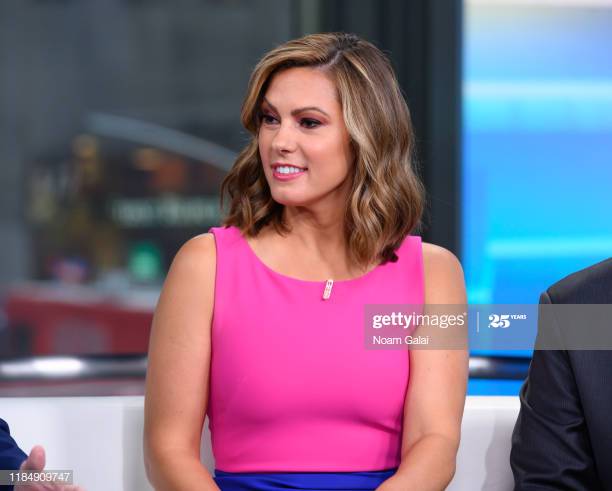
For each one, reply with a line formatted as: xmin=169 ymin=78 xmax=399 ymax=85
xmin=511 ymin=257 xmax=612 ymax=490
xmin=546 ymin=257 xmax=612 ymax=304
xmin=0 ymin=417 xmax=27 ymax=471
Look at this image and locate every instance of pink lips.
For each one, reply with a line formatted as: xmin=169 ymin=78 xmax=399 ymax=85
xmin=271 ymin=164 xmax=308 ymax=181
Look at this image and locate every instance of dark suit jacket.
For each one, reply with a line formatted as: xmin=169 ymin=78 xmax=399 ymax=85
xmin=511 ymin=257 xmax=612 ymax=490
xmin=0 ymin=418 xmax=26 ymax=470
xmin=0 ymin=418 xmax=27 ymax=491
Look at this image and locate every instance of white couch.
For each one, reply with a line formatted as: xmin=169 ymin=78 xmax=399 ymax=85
xmin=1 ymin=395 xmax=519 ymax=490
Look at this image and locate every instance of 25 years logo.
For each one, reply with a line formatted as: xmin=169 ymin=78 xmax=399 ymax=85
xmin=488 ymin=313 xmax=528 ymax=328
xmin=488 ymin=314 xmax=511 ymax=328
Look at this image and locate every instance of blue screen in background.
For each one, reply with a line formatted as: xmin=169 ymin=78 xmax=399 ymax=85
xmin=463 ymin=1 xmax=612 ymax=393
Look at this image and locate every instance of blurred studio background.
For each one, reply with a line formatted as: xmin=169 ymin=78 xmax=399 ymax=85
xmin=1 ymin=0 xmax=611 ymax=396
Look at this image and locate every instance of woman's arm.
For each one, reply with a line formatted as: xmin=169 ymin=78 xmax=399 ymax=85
xmin=377 ymin=243 xmax=468 ymax=491
xmin=143 ymin=233 xmax=220 ymax=491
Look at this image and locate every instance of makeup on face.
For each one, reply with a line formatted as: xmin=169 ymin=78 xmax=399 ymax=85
xmin=258 ymin=67 xmax=353 ymax=204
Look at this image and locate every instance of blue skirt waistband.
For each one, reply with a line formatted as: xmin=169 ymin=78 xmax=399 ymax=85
xmin=213 ymin=468 xmax=397 ymax=491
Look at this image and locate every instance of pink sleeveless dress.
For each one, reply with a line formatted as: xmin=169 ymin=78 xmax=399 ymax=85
xmin=207 ymin=225 xmax=424 ymax=472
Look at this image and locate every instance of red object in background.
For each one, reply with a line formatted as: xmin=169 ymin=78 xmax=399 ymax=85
xmin=4 ymin=283 xmax=155 ymax=355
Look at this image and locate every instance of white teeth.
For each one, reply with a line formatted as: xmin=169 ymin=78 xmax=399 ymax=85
xmin=276 ymin=166 xmax=306 ymax=174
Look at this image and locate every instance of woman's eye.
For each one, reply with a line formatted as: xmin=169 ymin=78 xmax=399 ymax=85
xmin=260 ymin=113 xmax=277 ymax=125
xmin=259 ymin=113 xmax=320 ymax=129
xmin=301 ymin=118 xmax=321 ymax=129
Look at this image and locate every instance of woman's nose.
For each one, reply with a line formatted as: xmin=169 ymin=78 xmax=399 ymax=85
xmin=271 ymin=122 xmax=298 ymax=153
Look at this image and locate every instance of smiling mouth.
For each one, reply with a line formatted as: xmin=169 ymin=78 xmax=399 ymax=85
xmin=271 ymin=165 xmax=308 ymax=180
xmin=271 ymin=164 xmax=308 ymax=171
xmin=271 ymin=164 xmax=309 ymax=177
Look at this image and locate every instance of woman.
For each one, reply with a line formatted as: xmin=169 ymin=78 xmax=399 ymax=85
xmin=144 ymin=32 xmax=468 ymax=491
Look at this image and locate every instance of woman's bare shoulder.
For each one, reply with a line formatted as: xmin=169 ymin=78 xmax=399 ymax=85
xmin=165 ymin=233 xmax=216 ymax=284
xmin=421 ymin=242 xmax=465 ymax=303
xmin=152 ymin=233 xmax=217 ymax=338
xmin=176 ymin=232 xmax=216 ymax=262
xmin=421 ymin=242 xmax=462 ymax=271
xmin=183 ymin=232 xmax=216 ymax=251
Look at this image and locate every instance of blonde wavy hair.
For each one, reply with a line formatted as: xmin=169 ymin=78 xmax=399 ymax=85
xmin=220 ymin=32 xmax=425 ymax=269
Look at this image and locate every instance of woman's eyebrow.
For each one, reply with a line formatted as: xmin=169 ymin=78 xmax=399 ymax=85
xmin=262 ymin=98 xmax=330 ymax=118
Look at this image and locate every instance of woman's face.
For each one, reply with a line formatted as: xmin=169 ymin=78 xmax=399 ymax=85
xmin=258 ymin=67 xmax=354 ymax=209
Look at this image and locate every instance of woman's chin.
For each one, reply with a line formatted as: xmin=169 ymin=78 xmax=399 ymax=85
xmin=270 ymin=191 xmax=311 ymax=207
